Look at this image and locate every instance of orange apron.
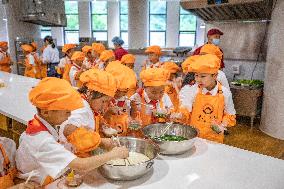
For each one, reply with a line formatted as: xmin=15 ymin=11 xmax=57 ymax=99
xmin=107 ymin=99 xmax=129 ymax=136
xmin=24 ymin=54 xmax=37 ymax=78
xmin=62 ymin=63 xmax=72 ymax=83
xmin=140 ymin=91 xmax=165 ymax=127
xmin=0 ymin=143 xmax=17 ymax=189
xmin=190 ymin=83 xmax=225 ymax=143
xmin=0 ymin=51 xmax=11 ymax=73
xmin=165 ymin=85 xmax=179 ymax=111
xmin=31 ymin=53 xmax=42 ymax=79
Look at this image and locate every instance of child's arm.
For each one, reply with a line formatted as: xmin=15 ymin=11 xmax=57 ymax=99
xmin=223 ymin=90 xmax=237 ymax=127
xmin=68 ymin=146 xmax=129 ymax=173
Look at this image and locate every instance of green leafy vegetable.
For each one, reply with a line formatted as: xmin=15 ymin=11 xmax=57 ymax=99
xmin=153 ymin=134 xmax=187 ymax=141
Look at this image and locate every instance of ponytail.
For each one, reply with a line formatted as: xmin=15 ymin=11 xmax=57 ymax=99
xmin=44 ymin=35 xmax=55 ymax=48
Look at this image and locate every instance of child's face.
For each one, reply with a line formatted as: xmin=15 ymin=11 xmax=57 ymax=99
xmin=114 ymin=90 xmax=128 ymax=99
xmin=1 ymin=46 xmax=8 ymax=52
xmin=148 ymin=53 xmax=160 ymax=64
xmin=67 ymin=49 xmax=75 ymax=58
xmin=86 ymin=52 xmax=92 ymax=59
xmin=123 ymin=63 xmax=134 ymax=69
xmin=195 ymin=73 xmax=217 ymax=89
xmin=169 ymin=73 xmax=176 ymax=81
xmin=74 ymin=60 xmax=83 ymax=67
xmin=145 ymin=86 xmax=165 ymax=101
xmin=40 ymin=109 xmax=71 ymax=126
xmin=92 ymin=51 xmax=99 ymax=58
xmin=89 ymin=95 xmax=112 ymax=114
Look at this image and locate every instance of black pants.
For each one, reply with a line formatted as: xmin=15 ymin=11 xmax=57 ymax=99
xmin=47 ymin=62 xmax=60 ymax=78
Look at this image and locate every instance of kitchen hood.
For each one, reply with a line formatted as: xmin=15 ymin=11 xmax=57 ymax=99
xmin=19 ymin=0 xmax=66 ymax=27
xmin=180 ymin=0 xmax=275 ymax=22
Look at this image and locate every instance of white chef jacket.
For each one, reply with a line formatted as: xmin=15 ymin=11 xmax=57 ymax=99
xmin=69 ymin=65 xmax=80 ymax=87
xmin=179 ymin=83 xmax=236 ymax=115
xmin=16 ymin=115 xmax=76 ymax=185
xmin=58 ymin=56 xmax=71 ymax=68
xmin=42 ymin=45 xmax=59 ymax=64
xmin=217 ymin=70 xmax=230 ymax=90
xmin=130 ymin=90 xmax=173 ymax=115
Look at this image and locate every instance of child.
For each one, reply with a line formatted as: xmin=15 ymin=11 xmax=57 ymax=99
xmin=105 ymin=61 xmax=137 ymax=136
xmin=78 ymin=69 xmax=118 ymax=132
xmin=16 ymin=78 xmax=128 ymax=186
xmin=162 ymin=61 xmax=182 ymax=111
xmin=58 ymin=44 xmax=76 ymax=79
xmin=82 ymin=45 xmax=94 ymax=70
xmin=0 ymin=41 xmax=12 ymax=73
xmin=31 ymin=42 xmax=47 ymax=79
xmin=96 ymin=50 xmax=115 ymax=70
xmin=130 ymin=68 xmax=173 ymax=127
xmin=142 ymin=45 xmax=163 ymax=70
xmin=179 ymin=54 xmax=236 ymax=143
xmin=199 ymin=44 xmax=230 ymax=89
xmin=21 ymin=44 xmax=39 ymax=78
xmin=91 ymin=42 xmax=105 ymax=67
xmin=69 ymin=51 xmax=86 ymax=87
xmin=121 ymin=54 xmax=135 ymax=70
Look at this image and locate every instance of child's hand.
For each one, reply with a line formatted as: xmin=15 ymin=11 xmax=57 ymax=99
xmin=101 ymin=138 xmax=117 ymax=150
xmin=110 ymin=146 xmax=129 ymax=159
xmin=170 ymin=112 xmax=182 ymax=120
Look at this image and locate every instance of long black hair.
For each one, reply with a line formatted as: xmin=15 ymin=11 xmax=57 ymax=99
xmin=43 ymin=35 xmax=55 ymax=48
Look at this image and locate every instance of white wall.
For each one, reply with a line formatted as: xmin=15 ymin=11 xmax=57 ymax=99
xmin=0 ymin=3 xmax=8 ymax=42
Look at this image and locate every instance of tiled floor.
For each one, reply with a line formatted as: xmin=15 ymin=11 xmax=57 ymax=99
xmin=224 ymin=117 xmax=284 ymax=160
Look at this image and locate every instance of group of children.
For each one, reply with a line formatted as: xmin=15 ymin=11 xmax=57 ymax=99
xmin=0 ymin=38 xmax=236 ymax=188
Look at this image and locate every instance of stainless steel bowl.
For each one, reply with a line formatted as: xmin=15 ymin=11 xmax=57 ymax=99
xmin=142 ymin=123 xmax=198 ymax=155
xmin=99 ymin=137 xmax=159 ymax=181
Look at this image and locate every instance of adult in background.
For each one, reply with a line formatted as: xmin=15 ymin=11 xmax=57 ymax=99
xmin=112 ymin=36 xmax=128 ymax=61
xmin=42 ymin=36 xmax=60 ymax=77
xmin=193 ymin=28 xmax=225 ymax=69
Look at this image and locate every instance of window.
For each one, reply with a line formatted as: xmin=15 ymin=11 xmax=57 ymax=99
xmin=179 ymin=7 xmax=197 ymax=47
xmin=120 ymin=1 xmax=128 ymax=47
xmin=149 ymin=1 xmax=167 ymax=47
xmin=91 ymin=1 xmax=108 ymax=41
xmin=40 ymin=26 xmax=51 ymax=39
xmin=64 ymin=1 xmax=79 ymax=44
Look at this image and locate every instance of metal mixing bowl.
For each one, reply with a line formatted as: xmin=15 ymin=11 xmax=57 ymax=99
xmin=99 ymin=137 xmax=159 ymax=181
xmin=142 ymin=123 xmax=198 ymax=155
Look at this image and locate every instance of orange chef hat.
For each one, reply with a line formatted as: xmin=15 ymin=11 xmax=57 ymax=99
xmin=145 ymin=45 xmax=162 ymax=56
xmin=200 ymin=44 xmax=223 ymax=60
xmin=29 ymin=77 xmax=83 ymax=111
xmin=21 ymin=44 xmax=34 ymax=53
xmin=92 ymin=43 xmax=106 ymax=54
xmin=82 ymin=45 xmax=92 ymax=54
xmin=99 ymin=50 xmax=115 ymax=62
xmin=31 ymin=42 xmax=37 ymax=50
xmin=0 ymin=41 xmax=8 ymax=48
xmin=71 ymin=51 xmax=85 ymax=61
xmin=80 ymin=69 xmax=117 ymax=97
xmin=62 ymin=44 xmax=76 ymax=53
xmin=67 ymin=127 xmax=101 ymax=157
xmin=140 ymin=68 xmax=170 ymax=87
xmin=182 ymin=55 xmax=200 ymax=73
xmin=121 ymin=54 xmax=136 ymax=64
xmin=105 ymin=61 xmax=137 ymax=90
xmin=162 ymin=62 xmax=180 ymax=74
xmin=186 ymin=54 xmax=221 ymax=74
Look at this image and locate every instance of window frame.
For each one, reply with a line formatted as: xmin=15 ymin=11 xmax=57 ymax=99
xmin=40 ymin=26 xmax=52 ymax=39
xmin=119 ymin=1 xmax=128 ymax=47
xmin=64 ymin=1 xmax=79 ymax=44
xmin=149 ymin=1 xmax=167 ymax=47
xmin=178 ymin=7 xmax=197 ymax=47
xmin=91 ymin=1 xmax=108 ymax=41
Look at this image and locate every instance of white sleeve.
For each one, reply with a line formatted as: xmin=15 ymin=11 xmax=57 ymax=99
xmin=28 ymin=55 xmax=35 ymax=65
xmin=42 ymin=48 xmax=50 ymax=64
xmin=69 ymin=67 xmax=77 ymax=87
xmin=0 ymin=53 xmax=4 ymax=60
xmin=35 ymin=137 xmax=77 ymax=179
xmin=217 ymin=70 xmax=230 ymax=90
xmin=58 ymin=58 xmax=66 ymax=68
xmin=66 ymin=100 xmax=95 ymax=130
xmin=179 ymin=85 xmax=198 ymax=112
xmin=223 ymin=87 xmax=236 ymax=115
xmin=162 ymin=94 xmax=173 ymax=109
